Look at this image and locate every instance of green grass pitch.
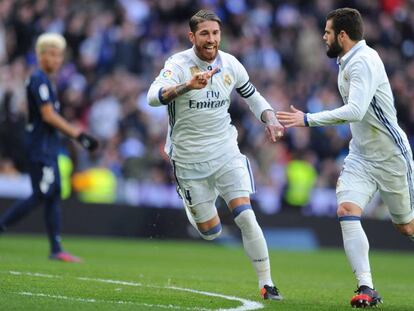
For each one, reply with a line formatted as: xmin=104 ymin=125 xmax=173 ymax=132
xmin=0 ymin=234 xmax=413 ymax=311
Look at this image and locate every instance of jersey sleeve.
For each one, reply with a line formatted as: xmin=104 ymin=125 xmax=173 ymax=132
xmin=30 ymin=74 xmax=52 ymax=107
xmin=147 ymin=58 xmax=184 ymax=106
xmin=307 ymin=58 xmax=377 ymax=126
xmin=233 ymin=57 xmax=272 ymax=122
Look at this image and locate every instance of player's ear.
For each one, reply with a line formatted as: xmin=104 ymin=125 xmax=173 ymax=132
xmin=338 ymin=30 xmax=347 ymax=42
xmin=188 ymin=31 xmax=195 ymax=44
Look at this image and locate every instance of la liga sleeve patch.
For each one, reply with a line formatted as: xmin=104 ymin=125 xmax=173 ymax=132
xmin=39 ymin=83 xmax=50 ymax=101
xmin=161 ymin=69 xmax=173 ymax=79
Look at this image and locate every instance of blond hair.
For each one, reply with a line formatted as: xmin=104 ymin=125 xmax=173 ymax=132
xmin=35 ymin=33 xmax=66 ymax=55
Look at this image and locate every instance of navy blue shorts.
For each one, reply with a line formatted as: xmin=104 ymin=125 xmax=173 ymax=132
xmin=29 ymin=160 xmax=61 ymax=199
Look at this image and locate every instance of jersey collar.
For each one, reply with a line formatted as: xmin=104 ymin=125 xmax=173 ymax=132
xmin=337 ymin=40 xmax=366 ymax=69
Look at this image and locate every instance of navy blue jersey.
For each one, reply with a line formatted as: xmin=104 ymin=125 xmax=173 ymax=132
xmin=25 ymin=69 xmax=61 ymax=163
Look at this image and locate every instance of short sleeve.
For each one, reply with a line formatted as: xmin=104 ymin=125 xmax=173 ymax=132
xmin=156 ymin=58 xmax=183 ymax=87
xmin=30 ymin=74 xmax=52 ymax=106
xmin=233 ymin=57 xmax=250 ymax=89
xmin=232 ymin=57 xmax=256 ymax=99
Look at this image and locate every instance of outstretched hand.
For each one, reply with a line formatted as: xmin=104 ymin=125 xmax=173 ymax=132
xmin=262 ymin=110 xmax=285 ymax=143
xmin=187 ymin=67 xmax=219 ymax=89
xmin=276 ymin=105 xmax=306 ymax=128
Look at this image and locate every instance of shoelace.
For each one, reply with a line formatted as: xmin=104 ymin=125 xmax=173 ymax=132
xmin=266 ymin=286 xmax=280 ymax=295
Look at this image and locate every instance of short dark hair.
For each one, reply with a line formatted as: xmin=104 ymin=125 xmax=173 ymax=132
xmin=189 ymin=10 xmax=222 ymax=33
xmin=326 ymin=8 xmax=363 ymax=41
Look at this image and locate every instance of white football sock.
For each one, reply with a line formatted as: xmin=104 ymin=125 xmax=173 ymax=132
xmin=340 ymin=218 xmax=373 ymax=289
xmin=234 ymin=208 xmax=273 ymax=289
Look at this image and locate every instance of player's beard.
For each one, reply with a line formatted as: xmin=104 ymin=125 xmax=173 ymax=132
xmin=194 ymin=44 xmax=218 ymax=62
xmin=326 ymin=37 xmax=342 ymax=58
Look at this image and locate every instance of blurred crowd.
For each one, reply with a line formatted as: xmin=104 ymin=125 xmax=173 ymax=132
xmin=0 ymin=0 xmax=413 ymax=217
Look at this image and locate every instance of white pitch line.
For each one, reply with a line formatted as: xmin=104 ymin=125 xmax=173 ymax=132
xmin=17 ymin=291 xmax=206 ymax=310
xmin=9 ymin=270 xmax=60 ymax=278
xmin=79 ymin=276 xmax=263 ymax=311
xmin=19 ymin=292 xmax=98 ymax=303
xmin=165 ymin=286 xmax=263 ymax=311
xmin=78 ymin=276 xmax=142 ymax=287
xmin=8 ymin=271 xmax=264 ymax=311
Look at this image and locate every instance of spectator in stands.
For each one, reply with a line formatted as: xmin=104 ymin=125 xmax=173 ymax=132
xmin=0 ymin=0 xmax=413 ymax=217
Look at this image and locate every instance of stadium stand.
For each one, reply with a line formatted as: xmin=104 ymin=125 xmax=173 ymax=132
xmin=0 ymin=0 xmax=413 ymax=218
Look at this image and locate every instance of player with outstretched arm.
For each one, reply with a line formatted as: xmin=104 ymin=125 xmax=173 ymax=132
xmin=277 ymin=8 xmax=414 ymax=308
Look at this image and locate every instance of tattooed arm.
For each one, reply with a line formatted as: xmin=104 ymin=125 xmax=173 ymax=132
xmin=159 ymin=82 xmax=192 ymax=104
xmin=160 ymin=67 xmax=219 ymax=103
xmin=148 ymin=67 xmax=219 ymax=106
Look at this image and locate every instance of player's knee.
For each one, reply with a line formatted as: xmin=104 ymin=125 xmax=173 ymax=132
xmin=233 ymin=206 xmax=257 ymax=232
xmin=337 ymin=203 xmax=361 ymax=217
xmin=395 ymin=223 xmax=414 ymax=236
xmin=199 ymin=223 xmax=222 ymax=241
xmin=33 ymin=186 xmax=59 ymax=201
xmin=31 ymin=191 xmax=46 ymax=203
xmin=337 ymin=205 xmax=349 ymax=217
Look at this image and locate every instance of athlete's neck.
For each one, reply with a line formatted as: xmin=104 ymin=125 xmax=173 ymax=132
xmin=340 ymin=40 xmax=359 ymax=58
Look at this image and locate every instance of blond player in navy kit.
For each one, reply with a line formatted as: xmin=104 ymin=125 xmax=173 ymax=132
xmin=277 ymin=8 xmax=414 ymax=308
xmin=148 ymin=10 xmax=284 ymax=300
xmin=0 ymin=33 xmax=98 ymax=262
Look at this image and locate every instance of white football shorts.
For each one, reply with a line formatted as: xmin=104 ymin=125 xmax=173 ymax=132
xmin=336 ymin=152 xmax=414 ymax=224
xmin=173 ymin=153 xmax=255 ymax=223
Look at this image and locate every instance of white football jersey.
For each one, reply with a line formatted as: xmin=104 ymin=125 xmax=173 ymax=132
xmin=147 ymin=47 xmax=272 ymax=164
xmin=307 ymin=40 xmax=411 ymax=161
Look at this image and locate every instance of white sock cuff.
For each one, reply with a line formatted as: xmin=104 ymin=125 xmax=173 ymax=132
xmin=340 ymin=217 xmax=363 ymax=238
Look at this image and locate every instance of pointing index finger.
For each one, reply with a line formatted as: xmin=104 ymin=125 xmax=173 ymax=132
xmin=207 ymin=67 xmax=220 ymax=77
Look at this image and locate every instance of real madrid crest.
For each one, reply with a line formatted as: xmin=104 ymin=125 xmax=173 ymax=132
xmin=224 ymin=74 xmax=232 ymax=87
xmin=190 ymin=66 xmax=201 ymax=76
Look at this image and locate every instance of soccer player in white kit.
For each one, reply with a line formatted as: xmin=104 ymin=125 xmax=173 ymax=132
xmin=277 ymin=8 xmax=414 ymax=308
xmin=147 ymin=10 xmax=285 ymax=300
